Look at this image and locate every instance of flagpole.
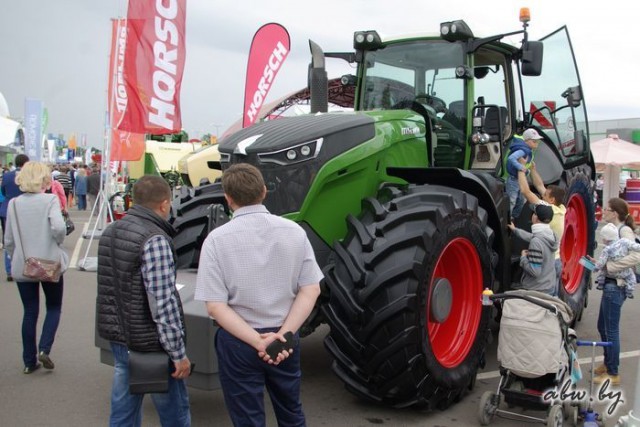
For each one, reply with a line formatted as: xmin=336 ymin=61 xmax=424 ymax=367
xmin=79 ymin=16 xmax=123 ymax=271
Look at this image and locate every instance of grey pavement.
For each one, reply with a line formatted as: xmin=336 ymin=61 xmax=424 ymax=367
xmin=1 ymin=208 xmax=638 ymax=426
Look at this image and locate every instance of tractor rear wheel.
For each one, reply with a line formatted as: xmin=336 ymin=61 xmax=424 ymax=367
xmin=558 ymin=168 xmax=596 ymax=321
xmin=323 ymin=184 xmax=494 ymax=409
xmin=171 ymin=182 xmax=228 ymax=269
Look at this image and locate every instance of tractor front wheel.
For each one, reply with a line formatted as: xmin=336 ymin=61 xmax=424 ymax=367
xmin=323 ymin=184 xmax=494 ymax=408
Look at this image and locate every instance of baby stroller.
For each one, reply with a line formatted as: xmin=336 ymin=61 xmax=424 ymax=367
xmin=478 ymin=290 xmax=580 ymax=426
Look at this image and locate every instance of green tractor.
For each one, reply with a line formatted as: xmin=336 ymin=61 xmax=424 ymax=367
xmin=171 ymin=12 xmax=595 ymax=409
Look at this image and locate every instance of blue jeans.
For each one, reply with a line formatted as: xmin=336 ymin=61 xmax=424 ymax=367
xmin=597 ymin=281 xmax=626 ymax=375
xmin=216 ymin=328 xmax=305 ymax=427
xmin=109 ymin=342 xmax=190 ymax=427
xmin=506 ymin=176 xmax=524 ymax=219
xmin=1 ymin=216 xmax=10 ymax=275
xmin=77 ymin=194 xmax=87 ymax=210
xmin=4 ymin=250 xmax=10 ymax=275
xmin=16 ymin=276 xmax=64 ymax=367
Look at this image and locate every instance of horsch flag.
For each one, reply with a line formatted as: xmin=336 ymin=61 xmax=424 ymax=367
xmin=243 ymin=23 xmax=290 ymax=128
xmin=117 ymin=0 xmax=187 ymax=134
xmin=107 ymin=19 xmax=144 ymax=161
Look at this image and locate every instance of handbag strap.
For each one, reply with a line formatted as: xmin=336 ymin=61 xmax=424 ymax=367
xmin=11 ymin=200 xmax=30 ymax=260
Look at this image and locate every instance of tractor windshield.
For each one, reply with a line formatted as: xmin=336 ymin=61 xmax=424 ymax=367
xmin=360 ymin=41 xmax=466 ymax=130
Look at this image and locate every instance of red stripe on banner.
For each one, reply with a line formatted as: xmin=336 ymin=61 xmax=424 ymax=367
xmin=108 ymin=19 xmax=145 ymax=161
xmin=243 ymin=23 xmax=290 ymax=128
xmin=117 ymin=0 xmax=187 ymax=134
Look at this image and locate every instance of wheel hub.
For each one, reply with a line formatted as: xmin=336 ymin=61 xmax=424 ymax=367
xmin=430 ymin=278 xmax=453 ymax=323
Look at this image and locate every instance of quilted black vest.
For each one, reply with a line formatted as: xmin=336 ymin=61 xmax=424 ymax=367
xmin=96 ymin=204 xmax=184 ymax=352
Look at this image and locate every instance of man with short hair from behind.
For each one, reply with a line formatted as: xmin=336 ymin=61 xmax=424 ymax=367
xmin=195 ymin=163 xmax=323 ymax=426
xmin=97 ymin=175 xmax=191 ymax=426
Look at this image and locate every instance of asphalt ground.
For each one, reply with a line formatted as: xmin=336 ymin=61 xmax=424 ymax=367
xmin=1 ymin=209 xmax=638 ymax=426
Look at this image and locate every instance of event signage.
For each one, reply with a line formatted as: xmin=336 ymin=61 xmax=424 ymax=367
xmin=24 ymin=98 xmax=43 ymax=160
xmin=107 ymin=18 xmax=145 ymax=161
xmin=117 ymin=0 xmax=187 ymax=134
xmin=243 ymin=23 xmax=290 ymax=128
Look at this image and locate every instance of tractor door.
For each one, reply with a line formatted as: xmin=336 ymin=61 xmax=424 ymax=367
xmin=520 ymin=26 xmax=590 ymax=181
xmin=521 ymin=26 xmax=595 ymax=317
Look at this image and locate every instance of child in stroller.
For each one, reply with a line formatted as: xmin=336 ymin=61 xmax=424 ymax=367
xmin=478 ymin=289 xmax=580 ymax=426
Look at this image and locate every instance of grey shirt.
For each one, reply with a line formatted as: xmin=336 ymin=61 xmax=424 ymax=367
xmin=512 ymin=223 xmax=558 ymax=295
xmin=195 ymin=204 xmax=324 ymax=329
xmin=5 ymin=193 xmax=68 ymax=281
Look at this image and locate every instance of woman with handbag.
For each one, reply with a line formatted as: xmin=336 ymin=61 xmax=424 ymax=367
xmin=4 ymin=161 xmax=68 ymax=374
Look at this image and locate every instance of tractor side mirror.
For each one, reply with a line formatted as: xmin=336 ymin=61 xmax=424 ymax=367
xmin=521 ymin=41 xmax=543 ymax=76
xmin=562 ymin=86 xmax=582 ymax=108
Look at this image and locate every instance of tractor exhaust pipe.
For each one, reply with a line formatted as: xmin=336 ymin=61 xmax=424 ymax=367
xmin=308 ymin=40 xmax=328 ymax=113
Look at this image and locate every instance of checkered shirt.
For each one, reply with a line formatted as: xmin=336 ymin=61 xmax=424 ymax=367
xmin=141 ymin=235 xmax=186 ymax=361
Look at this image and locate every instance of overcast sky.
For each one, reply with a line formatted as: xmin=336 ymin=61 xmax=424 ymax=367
xmin=1 ymin=0 xmax=639 ymax=148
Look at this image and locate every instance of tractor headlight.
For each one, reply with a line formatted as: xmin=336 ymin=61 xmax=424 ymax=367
xmin=258 ymin=138 xmax=323 ymax=165
xmin=471 ymin=132 xmax=490 ymax=145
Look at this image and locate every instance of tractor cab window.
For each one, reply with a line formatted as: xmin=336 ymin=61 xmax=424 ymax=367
xmin=360 ymin=41 xmax=465 ymax=134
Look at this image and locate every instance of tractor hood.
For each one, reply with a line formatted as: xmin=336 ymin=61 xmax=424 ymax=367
xmin=219 ymin=113 xmax=374 ymax=157
xmin=218 ymin=113 xmax=375 ymax=215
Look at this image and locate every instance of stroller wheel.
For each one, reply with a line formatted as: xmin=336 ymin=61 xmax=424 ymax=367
xmin=547 ymin=404 xmax=563 ymax=427
xmin=478 ymin=391 xmax=498 ymax=425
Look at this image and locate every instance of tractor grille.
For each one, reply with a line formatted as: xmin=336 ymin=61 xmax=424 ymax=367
xmin=225 ymin=156 xmax=319 ymax=216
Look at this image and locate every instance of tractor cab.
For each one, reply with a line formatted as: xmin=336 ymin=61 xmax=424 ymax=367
xmin=323 ymin=8 xmax=589 ymax=182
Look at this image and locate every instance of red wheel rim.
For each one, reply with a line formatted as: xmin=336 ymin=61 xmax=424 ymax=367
xmin=428 ymin=237 xmax=483 ymax=368
xmin=562 ymin=193 xmax=588 ymax=293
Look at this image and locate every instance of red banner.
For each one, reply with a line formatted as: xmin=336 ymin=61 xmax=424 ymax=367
xmin=117 ymin=0 xmax=187 ymax=134
xmin=243 ymin=23 xmax=290 ymax=128
xmin=108 ymin=19 xmax=145 ymax=161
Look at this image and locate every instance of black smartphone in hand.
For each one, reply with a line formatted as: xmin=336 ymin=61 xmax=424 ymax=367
xmin=266 ymin=331 xmax=294 ymax=359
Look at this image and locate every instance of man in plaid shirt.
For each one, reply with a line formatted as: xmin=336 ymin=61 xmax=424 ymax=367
xmin=97 ymin=175 xmax=191 ymax=426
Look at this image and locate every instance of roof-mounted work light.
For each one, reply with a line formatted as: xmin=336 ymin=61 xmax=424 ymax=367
xmin=440 ymin=20 xmax=474 ymax=42
xmin=353 ymin=31 xmax=382 ymax=50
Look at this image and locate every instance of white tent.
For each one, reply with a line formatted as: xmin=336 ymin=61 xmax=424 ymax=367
xmin=0 ymin=116 xmax=20 ymax=147
xmin=591 ymin=134 xmax=640 ymax=205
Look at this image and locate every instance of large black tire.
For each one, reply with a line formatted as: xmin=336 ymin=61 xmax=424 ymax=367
xmin=322 ymin=184 xmax=494 ymax=409
xmin=557 ymin=167 xmax=596 ymax=321
xmin=171 ymin=182 xmax=228 ymax=269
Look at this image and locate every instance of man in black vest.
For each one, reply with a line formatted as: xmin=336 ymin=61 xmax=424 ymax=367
xmin=97 ymin=175 xmax=191 ymax=426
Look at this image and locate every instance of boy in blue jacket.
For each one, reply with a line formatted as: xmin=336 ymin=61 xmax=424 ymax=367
xmin=505 ymin=128 xmax=543 ymax=220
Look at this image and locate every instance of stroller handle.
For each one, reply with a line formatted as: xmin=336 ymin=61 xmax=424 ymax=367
xmin=576 ymin=340 xmax=612 ymax=347
xmin=489 ymin=292 xmax=557 ymax=314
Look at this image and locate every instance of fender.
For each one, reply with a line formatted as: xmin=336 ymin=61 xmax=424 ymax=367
xmin=387 ymin=166 xmax=511 ymax=290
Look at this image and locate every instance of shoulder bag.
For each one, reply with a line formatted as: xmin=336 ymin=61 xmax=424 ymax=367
xmin=12 ymin=202 xmax=62 ymax=282
xmin=62 ymin=210 xmax=75 ymax=235
xmin=128 ymin=350 xmax=170 ymax=394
